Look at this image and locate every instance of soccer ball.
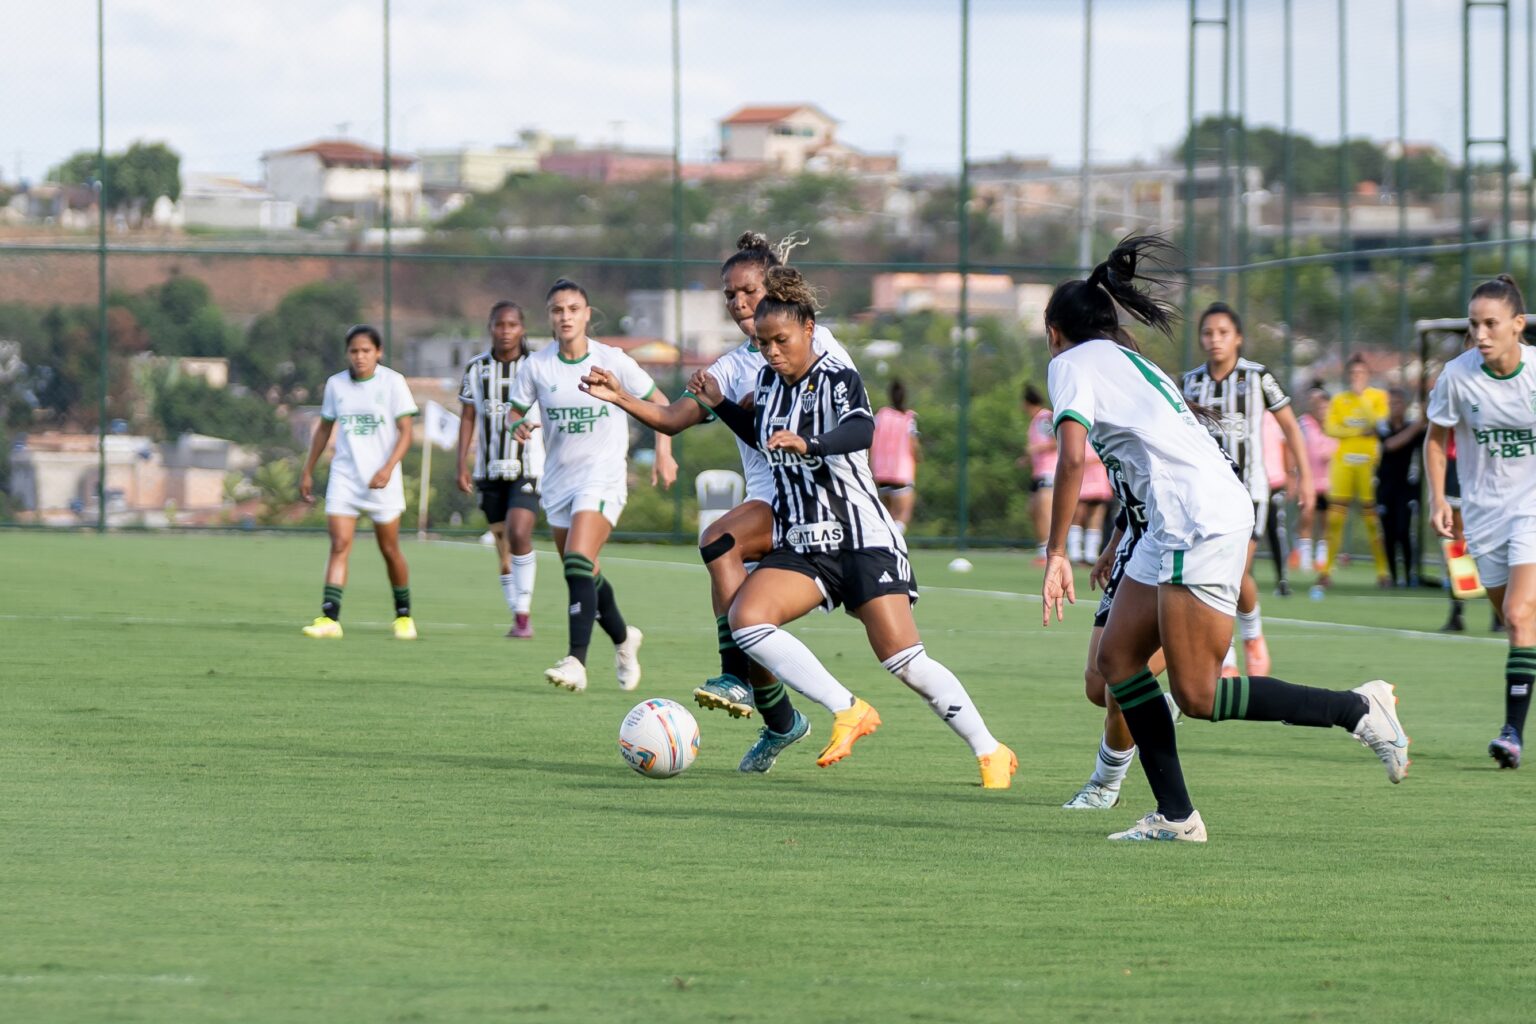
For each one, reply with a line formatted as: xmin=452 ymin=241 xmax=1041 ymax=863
xmin=618 ymin=699 xmax=700 ymax=779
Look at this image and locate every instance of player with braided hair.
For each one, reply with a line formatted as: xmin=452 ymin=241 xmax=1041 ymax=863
xmin=688 ymin=265 xmax=1017 ymax=786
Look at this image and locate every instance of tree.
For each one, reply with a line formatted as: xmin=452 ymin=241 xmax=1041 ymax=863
xmin=235 ymin=281 xmax=362 ymax=400
xmin=152 ymin=373 xmax=294 ymax=451
xmin=48 ymin=140 xmax=181 ymax=211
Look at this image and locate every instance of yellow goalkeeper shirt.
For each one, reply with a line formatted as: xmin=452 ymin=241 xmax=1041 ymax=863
xmin=1325 ymin=387 xmax=1388 ymax=463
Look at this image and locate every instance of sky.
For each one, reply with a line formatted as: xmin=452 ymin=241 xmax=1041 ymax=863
xmin=0 ymin=0 xmax=1527 ymax=185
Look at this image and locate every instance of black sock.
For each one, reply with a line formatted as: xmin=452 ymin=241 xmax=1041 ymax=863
xmin=322 ymin=584 xmax=343 ymax=620
xmin=391 ymin=585 xmax=410 ymax=618
xmin=751 ymin=675 xmax=797 ymax=734
xmin=1507 ymin=647 xmax=1535 ymax=736
xmin=1109 ymin=668 xmax=1193 ymax=820
xmin=592 ymin=573 xmax=628 ymax=645
xmin=717 ymin=614 xmax=751 ymax=682
xmin=563 ymin=553 xmax=597 ymax=663
xmin=1210 ymin=675 xmax=1366 ymax=730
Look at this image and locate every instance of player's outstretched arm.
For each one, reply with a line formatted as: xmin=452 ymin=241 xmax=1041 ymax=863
xmin=580 ymin=367 xmax=706 ymax=436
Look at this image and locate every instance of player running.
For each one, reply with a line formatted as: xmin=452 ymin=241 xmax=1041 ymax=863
xmin=689 ymin=265 xmax=1016 ymax=786
xmin=1425 ymin=273 xmax=1536 ymax=769
xmin=1040 ymin=236 xmax=1409 ymax=842
xmin=1182 ymin=302 xmax=1313 ymax=674
xmin=456 ymin=301 xmax=545 ymax=638
xmin=508 ymin=278 xmax=677 ymax=694
xmin=1319 ymin=355 xmax=1391 ymax=588
xmin=299 ymin=324 xmax=420 ymax=640
xmin=578 ymin=232 xmax=868 ymax=743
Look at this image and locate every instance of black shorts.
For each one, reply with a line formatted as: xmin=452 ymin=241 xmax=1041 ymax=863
xmin=757 ymin=546 xmax=918 ymax=613
xmin=1094 ymin=531 xmax=1140 ymax=628
xmin=1314 ymin=493 xmax=1329 ymax=514
xmin=477 ymin=476 xmax=540 ymax=524
xmin=1030 ymin=476 xmax=1053 ymax=493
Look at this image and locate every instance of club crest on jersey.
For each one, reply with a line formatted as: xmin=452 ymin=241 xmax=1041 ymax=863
xmin=787 ymin=521 xmax=843 ymax=550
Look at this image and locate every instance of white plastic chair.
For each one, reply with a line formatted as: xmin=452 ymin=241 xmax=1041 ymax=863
xmin=695 ymin=469 xmax=745 ymax=540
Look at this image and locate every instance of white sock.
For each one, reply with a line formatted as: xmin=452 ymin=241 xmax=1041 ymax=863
xmin=731 ymin=624 xmax=856 ymax=713
xmin=499 ymin=572 xmax=517 ymax=612
xmin=881 ymin=644 xmax=998 ymax=756
xmin=1238 ymin=605 xmax=1263 ymax=641
xmin=1297 ymin=538 xmax=1313 ymax=568
xmin=1067 ymin=525 xmax=1084 ymax=563
xmin=511 ymin=552 xmax=537 ymax=614
xmin=1316 ymin=540 xmax=1328 ymax=568
xmin=1222 ymin=643 xmax=1238 ymax=671
xmin=1085 ymin=528 xmax=1102 ymax=560
xmin=1088 ymin=735 xmax=1134 ymax=788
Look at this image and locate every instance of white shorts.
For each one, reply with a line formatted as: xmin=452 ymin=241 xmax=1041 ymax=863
xmin=325 ymin=474 xmax=405 ymax=523
xmin=542 ymin=489 xmax=625 ymax=530
xmin=1469 ymin=517 xmax=1536 ymax=590
xmin=1126 ymin=528 xmax=1248 ymax=617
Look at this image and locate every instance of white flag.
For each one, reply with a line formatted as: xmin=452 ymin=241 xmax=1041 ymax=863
xmin=422 ymin=399 xmax=459 ymax=451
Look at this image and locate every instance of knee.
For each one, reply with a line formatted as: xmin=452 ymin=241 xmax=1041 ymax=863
xmin=1084 ymin=664 xmax=1108 ymax=708
xmin=1504 ymin=597 xmax=1536 ymax=642
xmin=1169 ymin=681 xmax=1214 ymax=721
xmin=1093 ymin=646 xmax=1136 ymax=690
xmin=699 ymin=526 xmax=737 ymax=566
xmin=329 ymin=535 xmax=352 ymax=556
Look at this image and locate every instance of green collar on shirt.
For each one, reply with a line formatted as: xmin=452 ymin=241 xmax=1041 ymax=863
xmin=1480 ymin=359 xmax=1525 ymax=381
xmin=349 ymin=372 xmax=375 ymax=382
xmin=557 ymin=349 xmax=591 ymax=365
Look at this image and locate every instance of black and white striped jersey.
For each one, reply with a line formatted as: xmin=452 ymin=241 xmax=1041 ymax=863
xmin=1180 ymin=357 xmax=1291 ymax=500
xmin=458 ymin=351 xmax=544 ymax=481
xmin=750 ymin=355 xmax=905 ymax=555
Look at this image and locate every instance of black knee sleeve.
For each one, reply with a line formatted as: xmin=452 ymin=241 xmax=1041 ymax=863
xmin=700 ymin=532 xmax=736 ymax=565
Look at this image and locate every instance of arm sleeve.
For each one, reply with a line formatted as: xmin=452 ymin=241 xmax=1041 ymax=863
xmin=615 ymin=351 xmax=657 ymax=401
xmin=1425 ymin=374 xmax=1458 ymax=427
xmin=1047 ymin=357 xmax=1095 ymax=434
xmin=320 ymin=378 xmax=338 ymax=422
xmin=1260 ymin=368 xmax=1292 ymax=412
xmin=804 ymin=416 xmax=875 ymax=458
xmin=712 ymin=397 xmax=758 ymax=447
xmin=392 ymin=373 xmax=419 ymax=419
xmin=508 ymin=363 xmax=536 ymax=414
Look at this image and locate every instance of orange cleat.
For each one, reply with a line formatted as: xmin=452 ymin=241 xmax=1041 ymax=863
xmin=978 ymin=743 xmax=1018 ymax=789
xmin=816 ymin=697 xmax=881 ymax=767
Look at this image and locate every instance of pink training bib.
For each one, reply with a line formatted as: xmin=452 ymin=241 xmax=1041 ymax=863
xmin=1028 ymin=408 xmax=1058 ymax=479
xmin=871 ymin=407 xmax=918 ymax=486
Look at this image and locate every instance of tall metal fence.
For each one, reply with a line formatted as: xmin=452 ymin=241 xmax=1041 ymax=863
xmin=1 ymin=0 xmax=1532 ymax=546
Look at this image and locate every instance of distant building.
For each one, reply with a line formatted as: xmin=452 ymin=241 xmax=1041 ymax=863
xmin=871 ymin=273 xmax=1053 ymax=333
xmin=538 ymin=148 xmax=675 ymax=184
xmin=180 ymin=173 xmax=297 ymax=231
xmin=400 ymin=334 xmax=483 ymax=380
xmin=720 ymin=105 xmax=838 ymax=172
xmin=262 ymin=139 xmax=420 ymax=223
xmin=418 ymin=146 xmax=540 ymax=193
xmin=626 ymin=290 xmax=743 ymax=360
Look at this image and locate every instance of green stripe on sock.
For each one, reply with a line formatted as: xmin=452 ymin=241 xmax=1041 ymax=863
xmin=1236 ymin=675 xmax=1250 ymax=719
xmin=717 ymin=615 xmax=736 ymax=653
xmin=1110 ymin=669 xmax=1162 ymax=711
xmin=1212 ymin=678 xmax=1229 ymax=722
xmin=562 ymin=554 xmax=594 ymax=579
xmin=753 ymin=680 xmax=787 ymax=709
xmin=323 ymin=585 xmax=343 ymax=602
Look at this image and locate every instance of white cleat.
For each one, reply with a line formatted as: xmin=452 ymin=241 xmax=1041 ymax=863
xmin=1063 ymin=781 xmax=1122 ymax=810
xmin=614 ymin=626 xmax=643 ymax=691
xmin=545 ymin=655 xmax=588 ymax=693
xmin=1108 ymin=809 xmax=1207 ymax=842
xmin=1351 ymin=680 xmax=1409 ymax=783
xmin=1165 ymin=691 xmax=1183 ymax=724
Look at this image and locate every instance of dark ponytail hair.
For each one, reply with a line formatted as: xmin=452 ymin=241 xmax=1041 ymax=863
xmin=1199 ymin=300 xmax=1243 ymax=337
xmin=754 ymin=265 xmax=819 ymax=326
xmin=488 ymin=300 xmax=523 ymax=326
xmin=345 ymin=323 xmax=382 ymax=350
xmin=546 ymin=277 xmax=588 ymax=303
xmin=1471 ymin=273 xmax=1527 ymax=316
xmin=1022 ymin=383 xmax=1045 ymax=407
xmin=889 ymin=379 xmax=907 ymax=411
xmin=1044 ymin=234 xmax=1180 ymax=350
xmin=722 ymin=231 xmax=780 ymax=276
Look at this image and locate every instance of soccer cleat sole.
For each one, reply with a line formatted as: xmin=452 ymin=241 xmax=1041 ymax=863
xmin=544 ymin=672 xmax=585 ymax=693
xmin=692 ymin=688 xmax=755 ymax=718
xmin=1489 ymin=740 xmax=1521 ymax=770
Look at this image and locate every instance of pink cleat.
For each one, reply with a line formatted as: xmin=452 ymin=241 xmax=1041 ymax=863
xmin=507 ymin=613 xmax=534 ymax=639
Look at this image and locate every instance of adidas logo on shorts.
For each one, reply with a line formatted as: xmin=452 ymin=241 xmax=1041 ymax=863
xmin=878 ymin=571 xmax=894 ymax=583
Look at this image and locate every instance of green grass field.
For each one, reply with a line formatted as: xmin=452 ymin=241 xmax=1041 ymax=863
xmin=2 ymin=532 xmax=1531 ymax=1022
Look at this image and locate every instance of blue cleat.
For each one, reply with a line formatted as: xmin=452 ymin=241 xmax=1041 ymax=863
xmin=738 ymin=711 xmax=810 ymax=773
xmin=1489 ymin=726 xmax=1522 ymax=769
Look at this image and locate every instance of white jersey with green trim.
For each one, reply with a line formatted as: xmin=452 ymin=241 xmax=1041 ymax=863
xmin=1426 ymin=345 xmax=1536 ymax=550
xmin=1047 ymin=337 xmax=1252 ymax=549
xmin=508 ymin=338 xmax=656 ymax=506
xmin=697 ymin=325 xmax=853 ymax=503
xmin=319 ymin=364 xmax=418 ymax=492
